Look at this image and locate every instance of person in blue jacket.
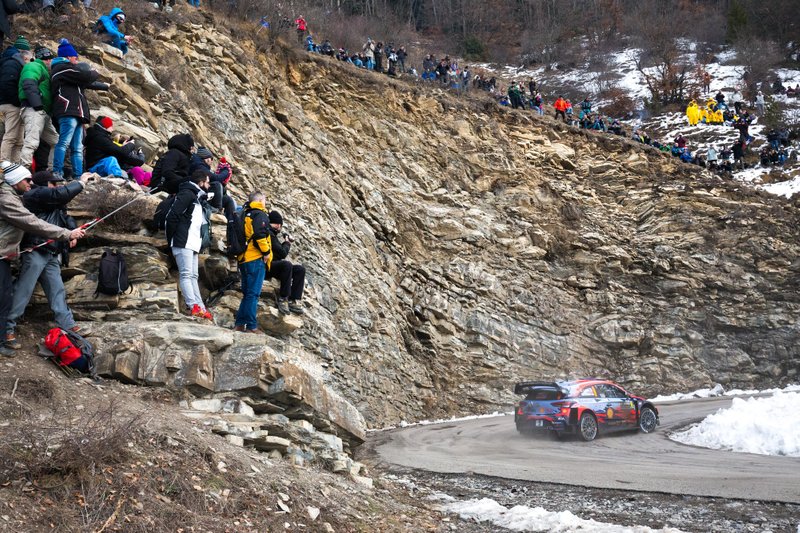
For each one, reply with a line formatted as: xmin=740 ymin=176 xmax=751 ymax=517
xmin=95 ymin=8 xmax=132 ymax=55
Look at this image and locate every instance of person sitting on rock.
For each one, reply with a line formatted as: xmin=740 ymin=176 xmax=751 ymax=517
xmin=5 ymin=169 xmax=97 ymax=351
xmin=149 ymin=133 xmax=194 ymax=194
xmin=188 ymin=146 xmax=235 ymax=220
xmin=265 ymin=210 xmax=305 ymax=315
xmin=0 ymin=161 xmax=86 ymax=357
xmin=95 ymin=8 xmax=132 ymax=55
xmin=235 ymin=191 xmax=272 ymax=333
xmin=165 ymin=170 xmax=212 ymax=321
xmin=84 ymin=116 xmax=143 ymax=178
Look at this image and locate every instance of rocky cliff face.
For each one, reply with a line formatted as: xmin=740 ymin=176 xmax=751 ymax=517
xmin=32 ymin=10 xmax=799 ymax=428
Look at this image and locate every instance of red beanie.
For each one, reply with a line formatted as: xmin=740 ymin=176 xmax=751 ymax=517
xmin=99 ymin=116 xmax=113 ymax=129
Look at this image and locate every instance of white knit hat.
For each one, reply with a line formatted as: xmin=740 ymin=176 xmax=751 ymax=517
xmin=1 ymin=161 xmax=31 ymax=186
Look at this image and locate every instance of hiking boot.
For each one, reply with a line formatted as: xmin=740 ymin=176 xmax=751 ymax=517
xmin=190 ymin=304 xmax=205 ymax=318
xmin=202 ymin=309 xmax=213 ymax=321
xmin=246 ymin=328 xmax=264 ymax=335
xmin=276 ymin=298 xmax=290 ymax=315
xmin=0 ymin=344 xmax=15 ymax=357
xmin=288 ymin=300 xmax=304 ymax=315
xmin=70 ymin=325 xmax=92 ymax=337
xmin=4 ymin=333 xmax=21 ymax=350
xmin=234 ymin=325 xmax=246 ymax=332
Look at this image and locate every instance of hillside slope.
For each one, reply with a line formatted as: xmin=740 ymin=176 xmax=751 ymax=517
xmin=16 ymin=5 xmax=800 ymax=427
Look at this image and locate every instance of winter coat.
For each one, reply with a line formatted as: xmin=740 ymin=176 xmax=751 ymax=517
xmin=362 ymin=41 xmax=374 ymax=60
xmin=18 ymin=58 xmax=52 ymax=112
xmin=0 ymin=181 xmax=72 ymax=258
xmin=20 ymin=181 xmax=83 ymax=253
xmin=96 ymin=8 xmax=128 ymax=54
xmin=188 ymin=154 xmax=230 ymax=184
xmin=50 ymin=58 xmax=109 ymax=124
xmin=0 ymin=0 xmax=20 ymax=39
xmin=149 ymin=133 xmax=194 ymax=194
xmin=165 ymin=180 xmax=207 ymax=252
xmin=732 ymin=143 xmax=744 ymax=159
xmin=238 ymin=201 xmax=272 ymax=266
xmin=707 ymin=147 xmax=717 ymax=162
xmin=268 ymin=225 xmax=290 ymax=262
xmin=84 ymin=123 xmax=142 ymax=169
xmin=0 ymin=46 xmax=24 ymax=106
xmin=554 ymin=98 xmax=567 ymax=112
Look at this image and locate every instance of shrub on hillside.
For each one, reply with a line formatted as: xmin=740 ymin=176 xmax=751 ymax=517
xmin=87 ymin=182 xmax=145 ymax=234
xmin=600 ymin=87 xmax=636 ymax=118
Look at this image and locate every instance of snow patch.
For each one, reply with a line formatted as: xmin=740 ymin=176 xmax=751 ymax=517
xmin=440 ymin=497 xmax=687 ymax=532
xmin=651 ymin=383 xmax=800 ymax=402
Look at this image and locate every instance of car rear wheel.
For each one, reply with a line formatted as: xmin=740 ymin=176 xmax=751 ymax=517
xmin=638 ymin=407 xmax=657 ymax=433
xmin=579 ymin=412 xmax=598 ymax=441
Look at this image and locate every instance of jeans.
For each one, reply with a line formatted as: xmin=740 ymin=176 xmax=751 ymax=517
xmin=20 ymin=108 xmax=58 ymax=168
xmin=6 ymin=250 xmax=75 ymax=334
xmin=89 ymin=156 xmax=124 ymax=177
xmin=0 ymin=260 xmax=12 ymax=339
xmin=236 ymin=259 xmax=265 ymax=329
xmin=0 ymin=103 xmax=23 ymax=162
xmin=172 ymin=247 xmax=203 ymax=309
xmin=266 ymin=259 xmax=305 ymax=300
xmin=53 ymin=117 xmax=84 ymax=177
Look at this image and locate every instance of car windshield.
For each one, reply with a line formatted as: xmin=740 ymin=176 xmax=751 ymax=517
xmin=525 ymin=388 xmax=562 ymax=401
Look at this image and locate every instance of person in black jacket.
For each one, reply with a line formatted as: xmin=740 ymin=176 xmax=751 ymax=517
xmin=149 ymin=133 xmax=194 ymax=194
xmin=0 ymin=36 xmax=31 ymax=162
xmin=265 ymin=210 xmax=305 ymax=315
xmin=4 ymin=169 xmax=96 ymax=348
xmin=0 ymin=0 xmax=20 ymax=45
xmin=84 ymin=116 xmax=143 ymax=178
xmin=165 ymin=170 xmax=212 ymax=320
xmin=50 ymin=39 xmax=110 ymax=179
xmin=188 ymin=146 xmax=235 ymax=218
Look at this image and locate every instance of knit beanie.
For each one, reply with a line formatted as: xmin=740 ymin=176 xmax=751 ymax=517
xmin=34 ymin=45 xmax=55 ymax=60
xmin=13 ymin=35 xmax=30 ymax=51
xmin=98 ymin=116 xmax=113 ymax=129
xmin=57 ymin=38 xmax=78 ymax=58
xmin=1 ymin=161 xmax=32 ymax=186
xmin=196 ymin=146 xmax=214 ymax=159
xmin=268 ymin=211 xmax=283 ymax=225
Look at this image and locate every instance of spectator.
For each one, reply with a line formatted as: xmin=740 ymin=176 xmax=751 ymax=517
xmin=188 ymin=145 xmax=235 ymax=219
xmin=265 ymin=210 xmax=304 ymax=315
xmin=18 ymin=45 xmax=57 ymax=169
xmin=754 ymin=91 xmax=765 ymax=115
xmin=0 ymin=35 xmax=30 ymax=162
xmin=294 ymin=16 xmax=306 ymax=43
xmin=50 ymin=39 xmax=110 ymax=180
xmin=5 ymin=170 xmax=96 ymax=350
xmin=84 ymin=116 xmax=143 ymax=178
xmin=95 ymin=8 xmax=132 ymax=55
xmin=528 ymin=78 xmax=536 ymax=97
xmin=732 ymin=140 xmax=745 ymax=170
xmin=707 ymin=146 xmax=718 ymax=169
xmin=165 ymin=170 xmax=212 ymax=320
xmin=234 ymin=191 xmax=272 ymax=333
xmin=149 ymin=133 xmax=194 ymax=193
xmin=374 ymin=42 xmax=384 ymax=73
xmin=0 ymin=0 xmax=19 ymax=45
xmin=553 ymin=96 xmax=567 ymax=122
xmin=362 ymin=38 xmax=375 ymax=70
xmin=702 ymin=71 xmax=711 ymax=93
xmin=675 ymin=134 xmax=687 ymax=148
xmin=396 ymin=46 xmax=407 ymax=74
xmin=0 ymin=161 xmax=85 ymax=357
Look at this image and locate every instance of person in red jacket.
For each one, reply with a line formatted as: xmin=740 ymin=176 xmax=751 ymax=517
xmin=294 ymin=16 xmax=306 ymax=43
xmin=554 ymin=96 xmax=568 ymax=123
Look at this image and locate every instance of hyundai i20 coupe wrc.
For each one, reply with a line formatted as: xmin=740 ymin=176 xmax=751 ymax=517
xmin=514 ymin=379 xmax=659 ymax=441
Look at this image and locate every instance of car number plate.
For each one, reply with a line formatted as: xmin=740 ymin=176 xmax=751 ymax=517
xmin=535 ymin=420 xmax=543 ymax=427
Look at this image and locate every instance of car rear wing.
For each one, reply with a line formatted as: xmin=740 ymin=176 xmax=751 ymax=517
xmin=513 ymin=381 xmax=563 ymax=395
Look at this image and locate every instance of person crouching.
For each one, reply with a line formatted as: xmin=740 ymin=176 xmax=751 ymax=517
xmin=266 ymin=210 xmax=305 ymax=315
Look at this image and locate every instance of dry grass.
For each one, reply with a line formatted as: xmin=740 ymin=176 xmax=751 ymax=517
xmin=86 ymin=182 xmax=146 ymax=234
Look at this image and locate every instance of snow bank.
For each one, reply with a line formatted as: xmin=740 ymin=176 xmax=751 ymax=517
xmin=439 ymin=497 xmax=686 ymax=533
xmin=650 ymin=383 xmax=800 ymax=402
xmin=671 ymin=392 xmax=800 ymax=457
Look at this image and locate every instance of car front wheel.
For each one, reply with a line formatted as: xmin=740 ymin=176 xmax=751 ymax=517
xmin=638 ymin=407 xmax=657 ymax=433
xmin=579 ymin=412 xmax=598 ymax=441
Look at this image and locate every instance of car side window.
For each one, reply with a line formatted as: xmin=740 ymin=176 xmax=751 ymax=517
xmin=579 ymin=386 xmax=596 ymax=398
xmin=604 ymin=385 xmax=625 ymax=398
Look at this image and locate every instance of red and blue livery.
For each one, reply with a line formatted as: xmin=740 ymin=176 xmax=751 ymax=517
xmin=514 ymin=379 xmax=659 ymax=441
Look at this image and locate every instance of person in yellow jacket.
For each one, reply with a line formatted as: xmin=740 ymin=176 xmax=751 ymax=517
xmin=686 ymin=100 xmax=699 ymax=126
xmin=234 ymin=191 xmax=273 ymax=333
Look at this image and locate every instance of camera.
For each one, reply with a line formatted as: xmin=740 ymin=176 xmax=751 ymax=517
xmin=280 ymin=232 xmax=295 ymax=243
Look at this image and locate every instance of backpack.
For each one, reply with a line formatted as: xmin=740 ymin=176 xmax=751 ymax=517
xmin=43 ymin=327 xmax=97 ymax=379
xmin=152 ymin=194 xmax=176 ymax=231
xmin=95 ymin=249 xmax=132 ymax=296
xmin=225 ymin=208 xmax=251 ymax=257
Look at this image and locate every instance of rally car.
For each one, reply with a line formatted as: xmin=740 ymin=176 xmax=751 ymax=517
xmin=513 ymin=379 xmax=659 ymax=441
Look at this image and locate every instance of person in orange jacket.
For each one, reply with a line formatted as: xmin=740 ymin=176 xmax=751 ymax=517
xmin=554 ymin=96 xmax=568 ymax=122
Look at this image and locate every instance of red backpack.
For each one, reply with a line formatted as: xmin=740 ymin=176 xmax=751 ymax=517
xmin=43 ymin=328 xmax=97 ymax=378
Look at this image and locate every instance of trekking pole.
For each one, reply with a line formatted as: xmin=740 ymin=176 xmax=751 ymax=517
xmin=1 ymin=185 xmax=161 ymax=262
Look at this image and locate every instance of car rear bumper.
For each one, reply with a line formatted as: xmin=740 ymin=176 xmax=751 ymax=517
xmin=515 ymin=415 xmax=574 ymax=433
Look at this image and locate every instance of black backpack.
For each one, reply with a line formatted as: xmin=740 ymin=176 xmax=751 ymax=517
xmin=152 ymin=194 xmax=176 ymax=231
xmin=95 ymin=249 xmax=132 ymax=296
xmin=226 ymin=208 xmax=251 ymax=258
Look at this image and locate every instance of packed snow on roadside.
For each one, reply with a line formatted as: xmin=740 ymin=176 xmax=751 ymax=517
xmin=671 ymin=391 xmax=800 ymax=457
xmin=650 ymin=382 xmax=800 ymax=402
xmin=435 ymin=495 xmax=687 ymax=533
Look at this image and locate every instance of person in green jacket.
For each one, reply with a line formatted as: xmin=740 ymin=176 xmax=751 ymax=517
xmin=18 ymin=45 xmax=57 ymax=168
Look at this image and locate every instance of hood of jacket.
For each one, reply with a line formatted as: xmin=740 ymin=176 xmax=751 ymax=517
xmin=109 ymin=7 xmax=125 ymax=18
xmin=178 ymin=179 xmax=206 ymax=200
xmin=168 ymin=133 xmax=194 ymax=154
xmin=51 ymin=57 xmax=70 ymax=68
